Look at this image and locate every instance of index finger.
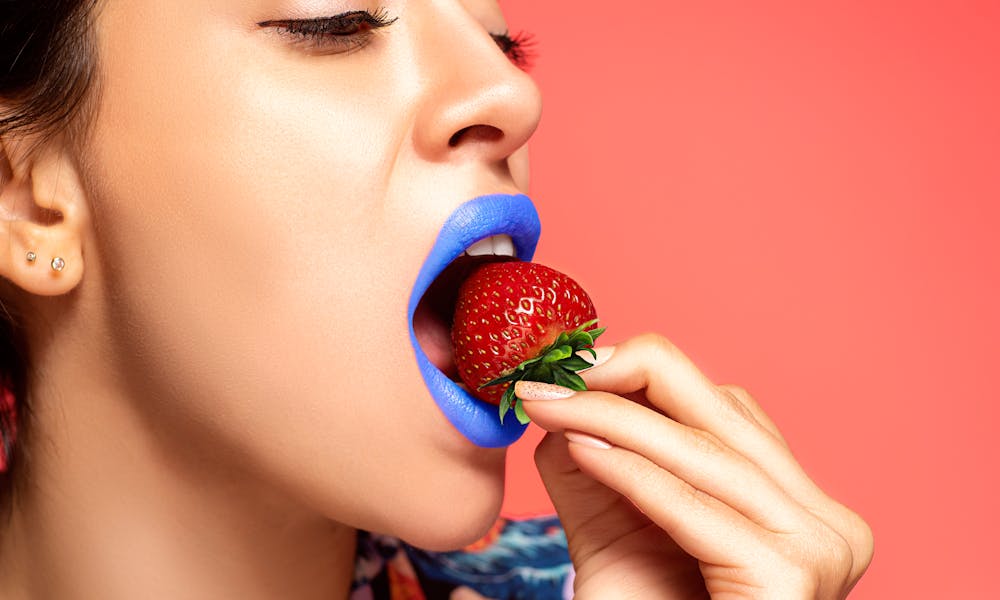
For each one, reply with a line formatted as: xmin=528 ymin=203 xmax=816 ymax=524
xmin=579 ymin=333 xmax=818 ymax=498
xmin=580 ymin=333 xmax=752 ymax=433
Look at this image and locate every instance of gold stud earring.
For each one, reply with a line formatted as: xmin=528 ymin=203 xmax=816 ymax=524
xmin=26 ymin=251 xmax=37 ymax=263
xmin=51 ymin=257 xmax=66 ymax=272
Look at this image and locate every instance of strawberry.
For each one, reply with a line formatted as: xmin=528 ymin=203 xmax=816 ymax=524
xmin=451 ymin=261 xmax=605 ymax=424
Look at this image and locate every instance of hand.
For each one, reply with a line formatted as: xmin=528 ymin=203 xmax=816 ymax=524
xmin=516 ymin=333 xmax=874 ymax=599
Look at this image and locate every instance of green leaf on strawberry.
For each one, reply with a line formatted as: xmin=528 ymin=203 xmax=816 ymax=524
xmin=479 ymin=319 xmax=605 ymax=424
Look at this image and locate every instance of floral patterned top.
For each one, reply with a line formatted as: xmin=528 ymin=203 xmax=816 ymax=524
xmin=350 ymin=515 xmax=574 ymax=600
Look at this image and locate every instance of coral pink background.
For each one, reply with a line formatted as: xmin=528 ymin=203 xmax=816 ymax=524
xmin=498 ymin=1 xmax=999 ymax=597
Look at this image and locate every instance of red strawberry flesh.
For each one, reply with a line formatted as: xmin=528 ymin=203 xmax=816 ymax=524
xmin=451 ymin=261 xmax=603 ymax=421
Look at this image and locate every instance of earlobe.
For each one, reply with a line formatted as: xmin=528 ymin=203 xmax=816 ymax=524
xmin=0 ymin=137 xmax=88 ymax=297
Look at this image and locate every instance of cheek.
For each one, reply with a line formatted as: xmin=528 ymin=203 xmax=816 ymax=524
xmin=87 ymin=7 xmax=405 ymax=403
xmin=83 ymin=9 xmax=508 ymax=538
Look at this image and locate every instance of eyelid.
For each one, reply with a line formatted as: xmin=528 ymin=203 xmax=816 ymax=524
xmin=258 ymin=9 xmax=397 ymax=34
xmin=258 ymin=9 xmax=397 ymax=54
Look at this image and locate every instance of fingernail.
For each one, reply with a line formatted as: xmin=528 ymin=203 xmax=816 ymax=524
xmin=514 ymin=381 xmax=576 ymax=400
xmin=577 ymin=345 xmax=615 ymax=371
xmin=564 ymin=430 xmax=613 ymax=450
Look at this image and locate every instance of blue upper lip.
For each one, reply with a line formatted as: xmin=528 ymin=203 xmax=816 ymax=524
xmin=407 ymin=193 xmax=541 ymax=447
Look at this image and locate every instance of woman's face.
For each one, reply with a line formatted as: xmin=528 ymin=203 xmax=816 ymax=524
xmin=79 ymin=0 xmax=541 ymax=549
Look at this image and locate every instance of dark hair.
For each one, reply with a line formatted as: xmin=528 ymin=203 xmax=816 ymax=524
xmin=0 ymin=0 xmax=100 ymax=512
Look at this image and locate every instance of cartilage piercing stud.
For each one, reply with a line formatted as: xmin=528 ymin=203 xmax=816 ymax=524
xmin=51 ymin=257 xmax=65 ymax=272
xmin=26 ymin=251 xmax=37 ymax=263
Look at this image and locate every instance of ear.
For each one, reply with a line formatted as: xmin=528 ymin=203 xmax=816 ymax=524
xmin=0 ymin=136 xmax=88 ymax=296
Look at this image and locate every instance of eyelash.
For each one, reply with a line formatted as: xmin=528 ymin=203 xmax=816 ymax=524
xmin=491 ymin=30 xmax=536 ymax=71
xmin=259 ymin=8 xmax=537 ymax=69
xmin=258 ymin=9 xmax=398 ymax=54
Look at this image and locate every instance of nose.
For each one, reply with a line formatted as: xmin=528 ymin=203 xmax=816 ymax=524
xmin=409 ymin=7 xmax=543 ymax=169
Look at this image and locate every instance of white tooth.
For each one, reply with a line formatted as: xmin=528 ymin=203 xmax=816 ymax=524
xmin=464 ymin=237 xmax=495 ymax=256
xmin=492 ymin=234 xmax=515 ymax=257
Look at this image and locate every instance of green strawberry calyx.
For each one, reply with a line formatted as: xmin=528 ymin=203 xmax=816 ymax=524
xmin=478 ymin=318 xmax=606 ymax=425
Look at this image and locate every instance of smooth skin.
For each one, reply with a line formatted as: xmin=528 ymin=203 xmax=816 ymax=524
xmin=0 ymin=0 xmax=871 ymax=598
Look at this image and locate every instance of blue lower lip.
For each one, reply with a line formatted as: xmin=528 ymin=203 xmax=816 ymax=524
xmin=408 ymin=194 xmax=541 ymax=447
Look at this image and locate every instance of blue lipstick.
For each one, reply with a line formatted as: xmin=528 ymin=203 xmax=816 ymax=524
xmin=408 ymin=194 xmax=541 ymax=447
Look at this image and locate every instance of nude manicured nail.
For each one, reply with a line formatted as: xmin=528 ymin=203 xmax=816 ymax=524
xmin=514 ymin=381 xmax=576 ymax=400
xmin=565 ymin=430 xmax=613 ymax=450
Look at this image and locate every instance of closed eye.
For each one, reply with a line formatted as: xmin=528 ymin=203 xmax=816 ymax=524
xmin=259 ymin=9 xmax=397 ymax=55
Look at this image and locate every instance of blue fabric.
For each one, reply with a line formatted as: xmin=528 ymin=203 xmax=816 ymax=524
xmin=353 ymin=515 xmax=574 ymax=600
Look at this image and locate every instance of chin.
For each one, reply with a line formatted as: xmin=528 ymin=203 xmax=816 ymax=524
xmin=392 ymin=467 xmax=506 ymax=552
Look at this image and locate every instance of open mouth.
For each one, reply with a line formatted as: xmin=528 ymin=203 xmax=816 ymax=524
xmin=406 ymin=194 xmax=541 ymax=448
xmin=413 ymin=238 xmax=518 ymax=384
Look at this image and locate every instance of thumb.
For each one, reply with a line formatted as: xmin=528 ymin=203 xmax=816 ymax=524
xmin=533 ymin=430 xmax=628 ymax=546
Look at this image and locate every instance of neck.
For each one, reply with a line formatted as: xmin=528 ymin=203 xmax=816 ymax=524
xmin=0 ymin=356 xmax=356 ymax=599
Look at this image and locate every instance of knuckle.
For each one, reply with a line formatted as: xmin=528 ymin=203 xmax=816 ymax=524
xmin=784 ymin=562 xmax=822 ymax=597
xmin=711 ymin=384 xmax=760 ymax=427
xmin=677 ymin=478 xmax=712 ymax=507
xmin=820 ymin=500 xmax=876 ymax=578
xmin=825 ymin=531 xmax=856 ymax=582
xmin=716 ymin=383 xmax=791 ymax=448
xmin=686 ymin=428 xmax=726 ymax=458
xmin=846 ymin=510 xmax=876 ymax=576
xmin=635 ymin=332 xmax=680 ymax=361
xmin=765 ymin=525 xmax=857 ymax=597
xmin=806 ymin=522 xmax=856 ymax=589
xmin=718 ymin=383 xmax=755 ymax=406
xmin=760 ymin=545 xmax=822 ymax=595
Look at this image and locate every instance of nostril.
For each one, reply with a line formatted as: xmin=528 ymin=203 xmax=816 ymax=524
xmin=448 ymin=124 xmax=504 ymax=147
